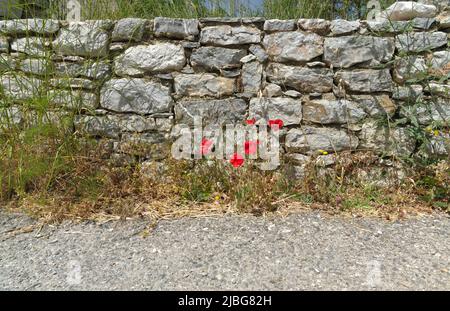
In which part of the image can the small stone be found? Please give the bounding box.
[154,17,199,40]
[264,19,296,32]
[200,25,261,46]
[19,58,49,76]
[286,127,359,154]
[11,37,49,57]
[0,73,42,100]
[100,78,173,115]
[241,61,263,95]
[249,44,269,63]
[249,97,302,126]
[53,21,110,57]
[393,85,424,100]
[50,78,96,90]
[174,73,235,98]
[393,55,428,84]
[0,19,59,35]
[240,54,256,63]
[358,121,416,156]
[112,18,147,42]
[175,98,247,126]
[330,20,360,35]
[303,96,366,124]
[114,43,186,76]
[324,36,395,68]
[190,46,246,71]
[383,1,438,21]
[284,90,302,98]
[297,19,331,35]
[49,90,98,110]
[263,83,282,97]
[396,32,447,53]
[267,63,333,93]
[263,31,323,63]
[335,69,393,93]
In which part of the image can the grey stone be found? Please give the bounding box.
[286,127,359,154]
[263,31,323,63]
[112,18,147,42]
[221,68,241,77]
[74,115,121,139]
[324,36,395,68]
[401,98,450,125]
[241,61,263,95]
[154,17,199,40]
[383,2,438,21]
[53,21,110,57]
[431,50,450,70]
[267,63,333,93]
[0,73,42,100]
[423,132,450,156]
[284,90,302,98]
[438,13,450,29]
[365,20,410,33]
[19,58,49,76]
[175,98,247,126]
[174,73,235,98]
[100,78,173,115]
[83,61,111,80]
[190,46,246,71]
[358,121,416,157]
[396,32,447,53]
[240,54,256,63]
[348,94,397,117]
[412,17,436,29]
[393,85,424,100]
[249,44,268,63]
[263,83,282,97]
[0,19,59,35]
[425,83,450,98]
[393,55,428,84]
[200,25,261,46]
[297,19,330,35]
[114,43,186,76]
[249,97,302,126]
[335,69,393,93]
[11,37,49,57]
[49,90,98,110]
[264,19,296,32]
[303,96,366,124]
[330,20,360,35]
[0,36,8,53]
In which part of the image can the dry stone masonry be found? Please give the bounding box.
[0,1,449,177]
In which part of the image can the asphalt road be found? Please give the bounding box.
[0,211,449,290]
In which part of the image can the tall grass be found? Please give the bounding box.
[1,0,397,20]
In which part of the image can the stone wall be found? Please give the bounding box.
[0,7,449,177]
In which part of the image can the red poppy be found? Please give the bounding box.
[201,138,214,155]
[268,119,284,129]
[244,140,259,155]
[230,153,245,168]
[246,118,256,125]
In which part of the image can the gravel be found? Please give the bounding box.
[0,211,449,290]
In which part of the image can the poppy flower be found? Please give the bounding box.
[201,138,214,155]
[244,140,259,155]
[268,119,284,129]
[246,118,256,125]
[230,153,245,168]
